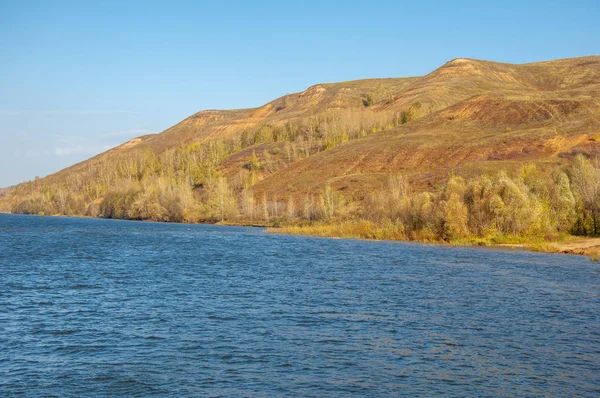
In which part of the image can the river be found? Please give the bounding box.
[1,214,599,396]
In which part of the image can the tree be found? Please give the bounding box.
[497,176,531,236]
[319,185,337,220]
[262,192,269,220]
[570,154,600,235]
[248,150,261,171]
[240,189,255,220]
[551,171,576,232]
[131,190,166,221]
[401,102,422,124]
[444,193,469,240]
[208,176,237,221]
[286,196,296,218]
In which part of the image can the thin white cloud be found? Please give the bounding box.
[50,129,154,142]
[0,110,21,116]
[14,149,36,159]
[50,134,87,143]
[101,128,156,137]
[0,109,138,116]
[51,129,153,157]
[54,146,90,156]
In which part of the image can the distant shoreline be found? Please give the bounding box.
[3,212,599,261]
[266,225,600,261]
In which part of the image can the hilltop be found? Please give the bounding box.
[3,56,600,254]
[0,186,12,201]
[251,57,600,199]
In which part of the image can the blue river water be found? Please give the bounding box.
[0,214,599,397]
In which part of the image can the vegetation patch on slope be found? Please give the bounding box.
[2,56,600,259]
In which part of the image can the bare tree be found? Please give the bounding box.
[570,155,600,235]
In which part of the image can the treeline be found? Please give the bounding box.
[5,106,422,222]
[20,102,600,243]
[279,155,600,242]
[6,124,600,245]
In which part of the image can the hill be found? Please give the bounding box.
[3,56,600,249]
[0,186,12,201]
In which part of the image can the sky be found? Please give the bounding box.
[0,0,598,187]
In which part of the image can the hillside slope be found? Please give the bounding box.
[252,81,600,200]
[3,56,600,241]
[26,56,600,187]
[39,76,419,184]
[92,77,419,156]
[236,56,598,199]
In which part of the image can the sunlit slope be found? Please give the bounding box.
[114,77,419,152]
[376,56,600,111]
[43,76,419,181]
[250,56,600,199]
[5,56,600,209]
[149,56,600,155]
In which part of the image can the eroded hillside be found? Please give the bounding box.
[3,56,600,245]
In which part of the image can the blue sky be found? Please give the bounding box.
[0,0,598,186]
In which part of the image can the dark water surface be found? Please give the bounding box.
[0,214,599,397]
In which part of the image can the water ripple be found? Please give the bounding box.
[0,214,599,397]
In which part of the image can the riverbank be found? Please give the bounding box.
[4,212,597,396]
[551,237,600,259]
[4,212,599,261]
[267,223,600,262]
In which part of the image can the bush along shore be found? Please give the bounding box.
[268,155,600,261]
[2,108,600,262]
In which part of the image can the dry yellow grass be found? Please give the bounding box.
[4,56,600,248]
[251,57,600,199]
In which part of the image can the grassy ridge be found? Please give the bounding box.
[2,56,600,262]
[269,223,600,261]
